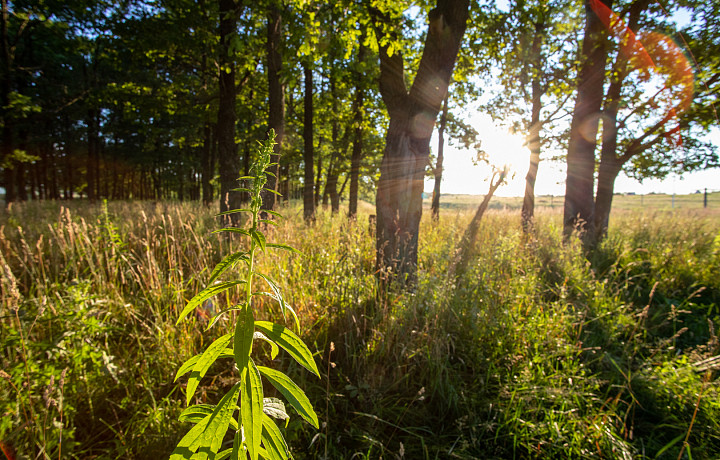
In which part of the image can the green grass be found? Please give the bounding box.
[1,198,719,459]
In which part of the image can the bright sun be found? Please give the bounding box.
[425,113,569,197]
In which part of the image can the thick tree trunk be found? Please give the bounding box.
[521,72,542,232]
[593,0,647,244]
[261,4,285,212]
[373,0,469,286]
[217,0,242,222]
[431,94,448,221]
[348,40,366,219]
[563,0,612,240]
[303,61,315,222]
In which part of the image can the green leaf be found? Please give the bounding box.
[179,405,240,431]
[263,397,288,421]
[234,305,254,372]
[254,274,300,331]
[265,243,302,255]
[216,448,233,460]
[206,306,243,331]
[254,331,279,360]
[208,252,249,284]
[241,360,264,460]
[186,333,233,405]
[212,228,251,237]
[216,208,253,217]
[179,404,213,424]
[175,348,234,382]
[262,210,283,219]
[197,381,241,459]
[177,281,246,324]
[255,322,319,377]
[259,219,278,227]
[261,414,291,460]
[251,229,267,251]
[175,354,200,382]
[258,366,319,429]
[169,413,211,460]
[655,433,685,458]
[230,187,253,193]
[262,187,282,196]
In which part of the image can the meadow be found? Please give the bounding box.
[1,196,719,459]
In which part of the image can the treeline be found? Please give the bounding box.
[0,0,388,208]
[2,0,719,258]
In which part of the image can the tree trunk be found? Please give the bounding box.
[86,109,98,201]
[431,93,448,221]
[261,4,285,213]
[217,0,242,222]
[202,123,213,206]
[1,0,14,206]
[593,0,647,244]
[563,0,612,240]
[348,40,366,219]
[373,0,470,286]
[521,66,542,232]
[303,61,315,222]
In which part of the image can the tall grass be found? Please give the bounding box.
[1,200,719,459]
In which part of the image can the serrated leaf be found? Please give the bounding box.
[179,404,214,424]
[254,274,300,331]
[255,321,319,377]
[208,252,249,284]
[265,243,302,255]
[206,305,243,331]
[177,281,246,324]
[262,187,281,195]
[186,333,233,405]
[263,210,283,219]
[263,397,288,421]
[258,366,319,429]
[195,381,241,459]
[169,413,211,460]
[175,354,201,382]
[216,208,253,217]
[234,305,254,372]
[251,229,267,251]
[241,360,264,460]
[212,228,251,237]
[254,331,279,360]
[261,414,290,460]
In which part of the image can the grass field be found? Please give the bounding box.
[1,196,719,459]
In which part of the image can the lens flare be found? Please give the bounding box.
[589,0,694,148]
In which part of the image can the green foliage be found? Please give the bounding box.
[171,132,319,460]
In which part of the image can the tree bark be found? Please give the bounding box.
[563,0,612,240]
[261,4,285,213]
[593,0,648,243]
[1,0,14,206]
[202,123,213,206]
[521,68,543,232]
[217,0,242,222]
[431,94,448,221]
[348,38,366,219]
[372,0,470,286]
[303,61,315,222]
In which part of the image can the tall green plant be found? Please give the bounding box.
[171,131,319,460]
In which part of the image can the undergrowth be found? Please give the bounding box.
[1,201,719,459]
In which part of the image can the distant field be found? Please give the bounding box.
[427,191,720,212]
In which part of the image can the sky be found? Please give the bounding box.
[423,113,720,197]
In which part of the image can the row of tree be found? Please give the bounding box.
[1,0,719,284]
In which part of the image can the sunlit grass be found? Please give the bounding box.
[1,199,719,459]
